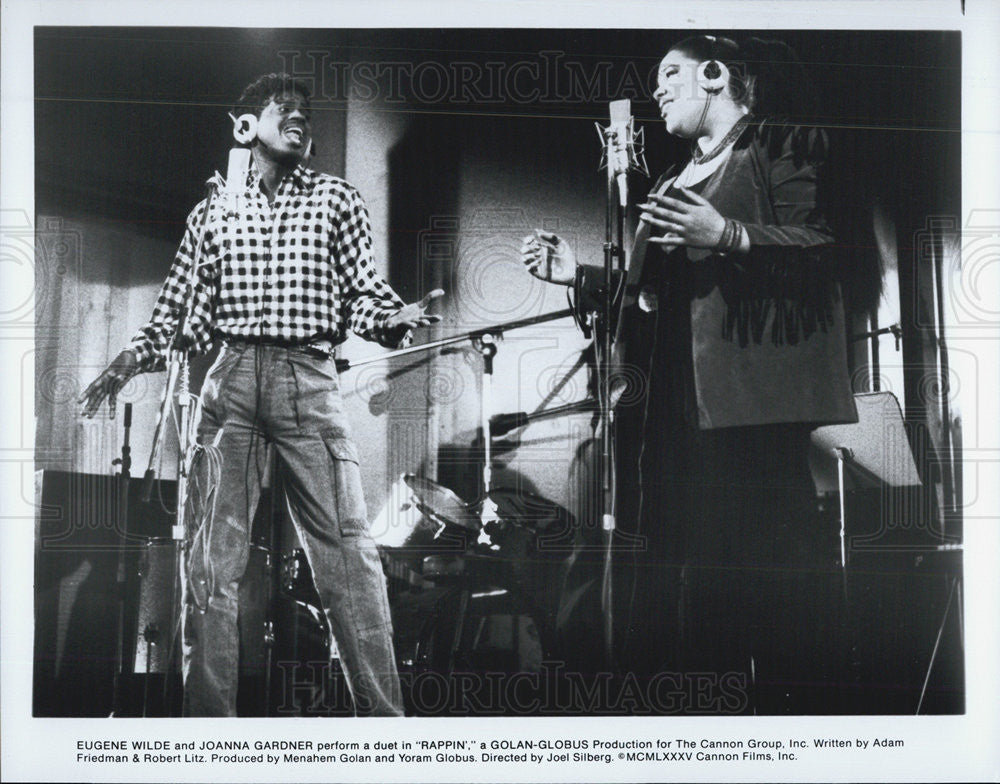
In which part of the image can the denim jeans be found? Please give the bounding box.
[183,342,403,716]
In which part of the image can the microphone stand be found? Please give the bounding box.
[139,178,219,712]
[110,403,132,716]
[593,101,645,669]
[336,309,575,524]
[475,334,500,527]
[598,142,627,668]
[334,308,573,374]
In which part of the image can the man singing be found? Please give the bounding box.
[79,73,441,716]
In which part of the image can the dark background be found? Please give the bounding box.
[36,28,960,242]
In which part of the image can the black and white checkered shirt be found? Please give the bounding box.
[128,164,407,371]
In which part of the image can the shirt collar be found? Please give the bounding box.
[246,162,311,196]
[287,164,310,191]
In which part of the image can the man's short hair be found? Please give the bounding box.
[232,73,312,118]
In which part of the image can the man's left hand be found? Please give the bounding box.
[639,187,727,249]
[386,289,445,334]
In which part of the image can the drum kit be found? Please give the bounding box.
[276,472,581,716]
[336,305,593,713]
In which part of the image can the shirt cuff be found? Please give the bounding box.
[375,307,413,349]
[126,336,161,372]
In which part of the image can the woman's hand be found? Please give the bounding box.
[520,230,576,286]
[639,187,727,250]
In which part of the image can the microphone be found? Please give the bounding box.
[490,411,530,437]
[608,99,632,207]
[220,112,256,196]
[140,468,156,504]
[490,400,598,437]
[222,147,252,196]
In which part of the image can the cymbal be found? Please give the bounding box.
[403,474,480,531]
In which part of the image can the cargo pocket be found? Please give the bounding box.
[323,434,369,538]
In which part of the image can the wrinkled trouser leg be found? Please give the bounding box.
[275,432,402,716]
[273,348,402,716]
[183,355,267,717]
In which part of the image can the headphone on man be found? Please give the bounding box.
[688,37,736,141]
[228,111,316,158]
[230,112,258,144]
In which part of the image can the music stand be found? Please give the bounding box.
[809,391,923,568]
[810,391,961,713]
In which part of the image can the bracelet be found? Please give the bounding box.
[715,219,743,255]
[729,221,746,253]
[726,220,741,253]
[715,220,734,253]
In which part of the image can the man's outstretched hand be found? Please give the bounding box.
[385,289,445,339]
[78,349,139,419]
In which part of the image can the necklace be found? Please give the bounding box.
[690,114,752,166]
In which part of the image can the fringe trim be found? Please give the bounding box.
[720,247,839,348]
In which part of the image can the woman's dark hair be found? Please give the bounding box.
[232,72,312,119]
[668,35,819,121]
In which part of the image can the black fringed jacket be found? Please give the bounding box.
[584,120,858,430]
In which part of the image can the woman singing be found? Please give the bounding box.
[522,36,861,713]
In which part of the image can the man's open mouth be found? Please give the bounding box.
[283,125,305,144]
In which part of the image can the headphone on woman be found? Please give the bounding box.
[697,58,730,95]
[694,34,734,96]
